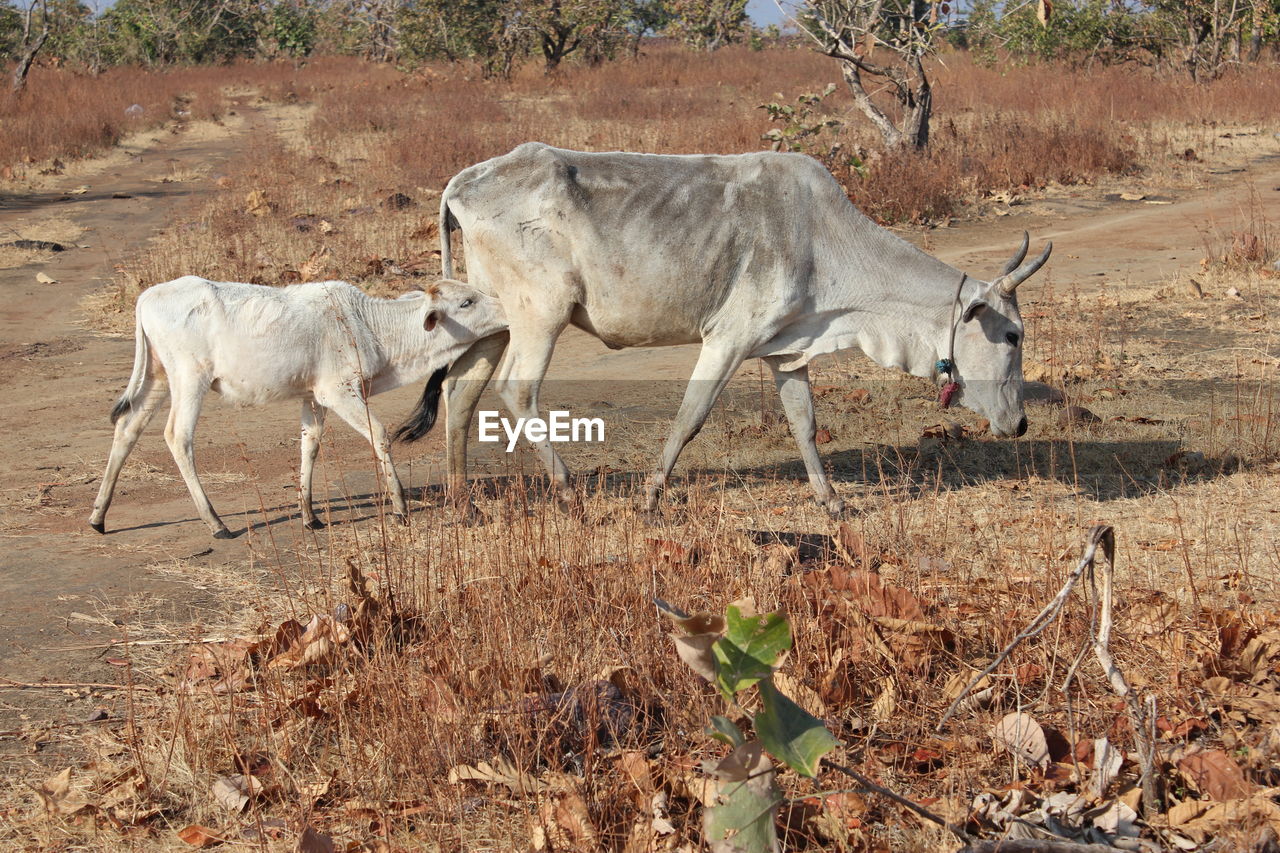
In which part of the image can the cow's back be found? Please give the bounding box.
[445,144,831,346]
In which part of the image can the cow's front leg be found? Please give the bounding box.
[645,341,747,513]
[765,357,844,517]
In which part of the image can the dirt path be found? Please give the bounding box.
[0,113,1276,734]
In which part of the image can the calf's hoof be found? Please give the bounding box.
[212,527,235,540]
[304,518,326,531]
[89,520,105,534]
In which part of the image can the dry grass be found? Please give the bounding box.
[9,44,1280,851]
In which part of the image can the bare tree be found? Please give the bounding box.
[11,0,51,93]
[796,0,943,150]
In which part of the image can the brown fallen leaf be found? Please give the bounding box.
[1177,748,1252,801]
[448,756,549,795]
[296,825,335,853]
[267,614,352,671]
[533,790,599,852]
[177,824,224,848]
[31,767,94,816]
[815,427,833,444]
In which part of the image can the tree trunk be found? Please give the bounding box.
[11,27,50,93]
[839,60,904,149]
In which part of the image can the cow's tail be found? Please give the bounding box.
[394,365,448,443]
[439,189,457,280]
[110,313,151,424]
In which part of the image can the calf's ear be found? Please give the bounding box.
[424,309,440,331]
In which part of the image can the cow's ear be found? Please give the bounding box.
[962,299,987,323]
[424,309,440,331]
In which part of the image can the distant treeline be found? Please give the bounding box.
[2,0,1275,84]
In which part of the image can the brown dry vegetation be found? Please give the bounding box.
[7,44,1280,852]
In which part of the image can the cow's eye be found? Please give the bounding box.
[460,298,474,308]
[1006,332,1020,347]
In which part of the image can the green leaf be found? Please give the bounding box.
[755,680,840,779]
[708,716,746,748]
[703,742,781,853]
[712,602,791,700]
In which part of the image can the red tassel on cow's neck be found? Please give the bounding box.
[939,381,959,408]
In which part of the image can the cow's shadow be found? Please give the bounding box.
[451,436,1229,508]
[725,436,1210,503]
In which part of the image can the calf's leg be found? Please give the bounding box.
[299,399,327,529]
[764,357,843,516]
[323,393,408,521]
[162,378,231,538]
[88,378,168,533]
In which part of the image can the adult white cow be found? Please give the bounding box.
[433,143,1050,515]
[89,276,505,538]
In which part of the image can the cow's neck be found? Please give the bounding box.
[820,216,966,380]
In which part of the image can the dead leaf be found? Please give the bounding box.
[244,189,272,217]
[296,825,335,853]
[267,613,352,671]
[1177,749,1252,801]
[1119,191,1146,201]
[533,790,599,851]
[69,184,89,194]
[177,824,224,847]
[298,247,331,281]
[992,712,1050,769]
[815,428,833,444]
[211,774,260,812]
[1090,737,1124,797]
[31,767,93,816]
[448,757,548,795]
[35,272,58,284]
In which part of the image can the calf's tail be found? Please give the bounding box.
[110,314,151,424]
[394,365,448,443]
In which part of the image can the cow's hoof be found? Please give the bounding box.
[212,527,235,540]
[304,518,326,531]
[555,492,585,519]
[823,498,849,520]
[638,508,665,527]
[392,512,410,527]
[90,520,105,534]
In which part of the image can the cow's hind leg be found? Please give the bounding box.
[764,357,843,516]
[445,333,508,515]
[494,322,573,506]
[88,378,168,533]
[299,399,327,529]
[322,393,408,522]
[645,341,748,513]
[162,378,231,538]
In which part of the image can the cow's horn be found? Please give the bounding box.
[1001,231,1030,276]
[998,241,1052,297]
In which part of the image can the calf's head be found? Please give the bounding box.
[949,233,1051,438]
[414,279,507,353]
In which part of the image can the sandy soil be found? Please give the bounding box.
[0,108,1277,738]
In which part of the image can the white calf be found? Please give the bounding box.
[89,276,505,538]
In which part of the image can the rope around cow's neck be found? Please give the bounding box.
[936,272,967,408]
